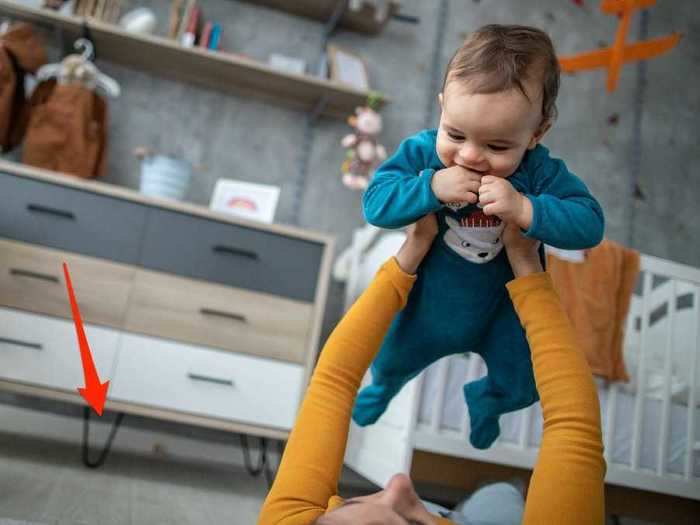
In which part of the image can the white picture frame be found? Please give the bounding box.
[327,44,370,90]
[209,178,280,224]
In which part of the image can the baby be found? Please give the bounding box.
[352,24,605,449]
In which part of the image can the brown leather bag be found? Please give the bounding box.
[23,79,108,179]
[0,23,47,151]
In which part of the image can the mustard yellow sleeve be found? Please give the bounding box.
[257,257,417,525]
[508,273,606,525]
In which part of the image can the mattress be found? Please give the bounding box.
[417,353,700,477]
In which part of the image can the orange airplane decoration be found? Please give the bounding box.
[559,0,681,92]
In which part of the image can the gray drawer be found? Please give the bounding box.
[140,208,323,302]
[0,172,148,265]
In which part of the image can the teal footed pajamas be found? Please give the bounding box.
[352,129,605,449]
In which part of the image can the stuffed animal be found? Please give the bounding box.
[341,105,387,190]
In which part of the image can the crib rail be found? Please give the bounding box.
[413,254,700,499]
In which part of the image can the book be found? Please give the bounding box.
[83,0,95,16]
[181,4,200,47]
[208,23,221,50]
[199,21,213,49]
[94,0,106,20]
[177,0,196,42]
[167,0,183,39]
[107,0,122,23]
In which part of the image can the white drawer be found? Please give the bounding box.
[0,307,120,392]
[110,333,304,430]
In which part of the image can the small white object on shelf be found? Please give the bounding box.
[210,178,280,224]
[327,44,369,90]
[268,53,307,75]
[119,7,157,35]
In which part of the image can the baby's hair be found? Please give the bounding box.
[443,24,561,123]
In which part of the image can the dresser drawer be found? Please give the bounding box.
[0,307,120,391]
[111,333,304,430]
[139,207,323,302]
[0,172,148,265]
[0,239,134,328]
[124,269,312,364]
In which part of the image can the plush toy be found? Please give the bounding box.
[341,103,387,190]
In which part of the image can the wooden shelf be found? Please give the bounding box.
[240,0,400,35]
[0,1,388,118]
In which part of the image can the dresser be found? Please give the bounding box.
[0,160,333,440]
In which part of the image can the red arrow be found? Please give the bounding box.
[63,262,109,416]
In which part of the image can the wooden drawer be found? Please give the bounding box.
[124,269,312,364]
[0,307,120,391]
[111,333,304,430]
[0,239,134,328]
[139,207,323,302]
[0,171,148,265]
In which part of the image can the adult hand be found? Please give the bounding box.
[396,214,438,275]
[502,222,543,278]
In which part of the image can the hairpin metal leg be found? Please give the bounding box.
[263,439,285,488]
[240,434,285,489]
[240,433,267,477]
[81,406,124,469]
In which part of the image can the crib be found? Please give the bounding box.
[337,225,700,519]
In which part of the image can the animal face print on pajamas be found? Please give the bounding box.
[443,207,505,264]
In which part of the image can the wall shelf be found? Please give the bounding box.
[240,0,400,35]
[0,1,388,118]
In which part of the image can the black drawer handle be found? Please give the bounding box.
[0,336,43,350]
[187,372,234,387]
[10,268,60,283]
[27,204,75,220]
[199,308,247,323]
[212,244,258,260]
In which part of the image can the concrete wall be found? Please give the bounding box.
[1,0,697,471]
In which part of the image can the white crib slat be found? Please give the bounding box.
[519,406,532,449]
[604,382,618,462]
[686,287,699,479]
[467,353,481,381]
[631,271,652,471]
[462,355,482,438]
[430,358,449,434]
[657,280,676,476]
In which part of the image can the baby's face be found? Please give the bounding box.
[436,77,547,179]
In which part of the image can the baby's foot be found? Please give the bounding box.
[469,416,500,449]
[352,382,400,426]
[463,380,502,449]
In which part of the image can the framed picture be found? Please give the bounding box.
[209,178,281,224]
[327,44,370,90]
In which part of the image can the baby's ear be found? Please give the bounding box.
[528,119,552,149]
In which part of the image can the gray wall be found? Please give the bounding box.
[5,0,700,334]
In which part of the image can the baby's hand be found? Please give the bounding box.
[431,165,481,204]
[478,176,533,229]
